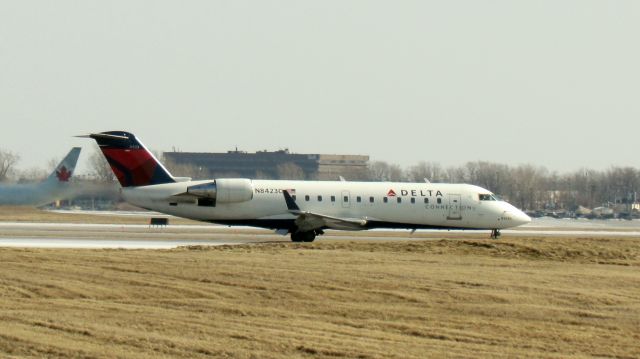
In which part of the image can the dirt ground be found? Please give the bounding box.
[0,233,639,358]
[0,206,199,225]
[0,207,639,358]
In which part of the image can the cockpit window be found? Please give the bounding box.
[479,194,498,201]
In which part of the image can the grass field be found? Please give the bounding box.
[0,206,199,225]
[1,235,639,358]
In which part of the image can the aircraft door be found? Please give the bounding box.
[447,194,462,220]
[341,190,350,208]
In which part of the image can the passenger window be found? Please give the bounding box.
[437,198,442,204]
[343,196,349,202]
[305,195,310,201]
[397,197,402,204]
[357,196,362,203]
[424,198,429,204]
[369,197,374,203]
[331,196,336,202]
[317,195,322,202]
[411,198,415,204]
[383,197,388,203]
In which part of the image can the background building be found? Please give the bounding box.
[163,149,370,181]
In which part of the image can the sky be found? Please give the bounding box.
[1,1,639,175]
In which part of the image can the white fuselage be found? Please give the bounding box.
[122,179,531,231]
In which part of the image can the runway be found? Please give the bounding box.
[0,219,638,249]
[0,222,280,248]
[0,238,240,249]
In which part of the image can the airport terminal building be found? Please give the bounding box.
[163,149,370,181]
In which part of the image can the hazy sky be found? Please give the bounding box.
[1,1,639,174]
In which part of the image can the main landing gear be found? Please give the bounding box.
[490,229,501,240]
[291,231,315,242]
[290,229,324,242]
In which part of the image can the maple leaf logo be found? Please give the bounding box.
[56,166,72,182]
[387,189,397,197]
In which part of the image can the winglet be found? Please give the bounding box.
[283,190,300,211]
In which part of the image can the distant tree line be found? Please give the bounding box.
[163,156,639,211]
[368,160,640,212]
[3,146,638,212]
[0,148,20,182]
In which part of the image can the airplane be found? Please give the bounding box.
[86,131,531,241]
[0,147,81,206]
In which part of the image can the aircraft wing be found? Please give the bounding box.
[293,211,368,232]
[283,190,367,232]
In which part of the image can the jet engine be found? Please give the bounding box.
[187,178,253,204]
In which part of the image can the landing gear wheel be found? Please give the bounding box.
[290,231,316,243]
[490,229,501,240]
[291,232,303,242]
[301,231,316,242]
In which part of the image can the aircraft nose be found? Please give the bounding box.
[512,210,532,226]
[499,201,531,227]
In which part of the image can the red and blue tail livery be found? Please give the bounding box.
[90,131,175,187]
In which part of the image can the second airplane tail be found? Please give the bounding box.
[46,147,81,183]
[89,131,175,187]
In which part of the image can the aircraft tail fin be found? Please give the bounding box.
[87,131,175,187]
[47,147,82,183]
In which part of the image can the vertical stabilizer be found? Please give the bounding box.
[46,147,81,183]
[89,131,175,187]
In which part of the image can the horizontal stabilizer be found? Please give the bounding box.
[76,133,129,141]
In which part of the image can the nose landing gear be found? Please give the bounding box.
[490,229,501,239]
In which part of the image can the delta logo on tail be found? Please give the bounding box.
[85,132,175,187]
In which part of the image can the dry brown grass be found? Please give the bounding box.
[0,236,639,358]
[0,206,199,225]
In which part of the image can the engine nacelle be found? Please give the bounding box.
[216,178,253,203]
[186,182,216,198]
[187,178,253,204]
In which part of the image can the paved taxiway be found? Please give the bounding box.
[0,238,241,249]
[0,222,277,248]
[0,220,639,249]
